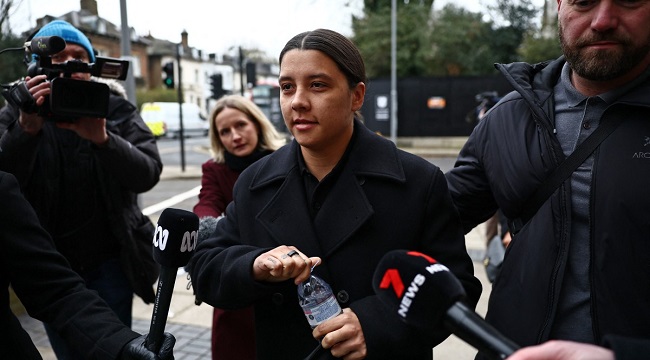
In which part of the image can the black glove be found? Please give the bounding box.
[121,333,175,360]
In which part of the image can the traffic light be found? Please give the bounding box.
[210,73,223,99]
[246,62,256,87]
[162,62,175,89]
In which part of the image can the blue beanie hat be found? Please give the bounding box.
[33,20,95,62]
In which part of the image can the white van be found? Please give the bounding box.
[140,102,209,138]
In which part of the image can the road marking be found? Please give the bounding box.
[142,185,201,216]
[157,145,210,155]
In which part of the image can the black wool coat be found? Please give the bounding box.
[189,121,481,360]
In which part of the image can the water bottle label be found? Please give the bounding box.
[302,295,342,328]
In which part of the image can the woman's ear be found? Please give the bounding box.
[351,82,366,111]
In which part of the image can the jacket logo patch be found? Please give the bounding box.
[632,137,650,158]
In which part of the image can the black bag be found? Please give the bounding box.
[120,214,159,304]
[483,235,505,283]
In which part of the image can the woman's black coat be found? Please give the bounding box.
[189,121,481,360]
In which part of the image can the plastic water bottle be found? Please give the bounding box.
[298,274,342,328]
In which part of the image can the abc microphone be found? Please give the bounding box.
[145,208,199,353]
[372,250,519,360]
[25,36,67,56]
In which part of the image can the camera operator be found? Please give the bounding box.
[0,20,162,360]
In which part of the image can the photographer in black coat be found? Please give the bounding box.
[0,170,175,359]
[0,20,162,359]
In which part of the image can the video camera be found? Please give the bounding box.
[1,36,130,122]
[474,91,499,103]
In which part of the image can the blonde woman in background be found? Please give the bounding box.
[193,94,285,360]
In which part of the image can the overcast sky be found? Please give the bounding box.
[9,0,547,59]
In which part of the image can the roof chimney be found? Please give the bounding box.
[80,0,98,15]
[181,30,189,49]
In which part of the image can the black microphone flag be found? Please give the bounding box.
[373,250,466,333]
[146,208,199,353]
[373,249,519,360]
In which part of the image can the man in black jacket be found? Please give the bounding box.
[0,20,162,359]
[446,1,650,359]
[0,170,174,359]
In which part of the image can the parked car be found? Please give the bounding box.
[141,102,209,138]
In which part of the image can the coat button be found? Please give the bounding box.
[336,290,350,304]
[272,293,284,305]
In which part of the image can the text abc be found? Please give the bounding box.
[152,226,197,252]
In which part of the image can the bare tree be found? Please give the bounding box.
[0,0,15,38]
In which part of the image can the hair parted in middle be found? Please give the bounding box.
[279,28,367,89]
[279,28,367,120]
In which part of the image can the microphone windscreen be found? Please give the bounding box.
[30,36,66,56]
[197,215,222,243]
[372,250,467,333]
[153,208,199,268]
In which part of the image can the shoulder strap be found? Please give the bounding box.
[509,117,622,235]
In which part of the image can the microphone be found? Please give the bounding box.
[372,250,519,360]
[145,208,199,353]
[25,36,67,56]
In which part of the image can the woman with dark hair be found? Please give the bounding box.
[188,29,480,360]
[194,94,285,360]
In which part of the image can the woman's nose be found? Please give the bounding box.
[292,89,310,111]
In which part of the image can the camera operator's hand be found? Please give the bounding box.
[18,75,50,136]
[56,117,110,147]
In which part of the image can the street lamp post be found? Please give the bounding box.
[119,0,136,103]
[390,0,398,144]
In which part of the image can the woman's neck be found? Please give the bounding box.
[301,128,353,181]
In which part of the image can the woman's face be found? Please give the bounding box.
[278,49,365,153]
[215,107,260,157]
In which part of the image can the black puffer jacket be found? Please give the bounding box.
[446,57,650,349]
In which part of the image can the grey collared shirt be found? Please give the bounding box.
[549,62,650,342]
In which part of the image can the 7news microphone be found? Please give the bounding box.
[145,208,199,353]
[24,36,67,56]
[372,250,519,360]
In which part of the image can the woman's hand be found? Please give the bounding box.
[252,245,320,284]
[314,308,367,360]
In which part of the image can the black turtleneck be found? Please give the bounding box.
[223,148,273,172]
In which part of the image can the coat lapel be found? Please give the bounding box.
[253,145,324,258]
[252,121,406,259]
[312,166,374,257]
